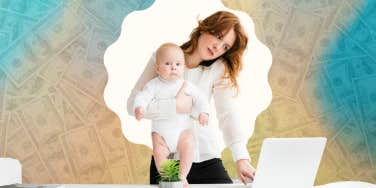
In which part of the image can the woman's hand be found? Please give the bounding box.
[236,159,256,185]
[176,82,193,113]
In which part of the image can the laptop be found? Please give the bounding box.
[251,137,327,188]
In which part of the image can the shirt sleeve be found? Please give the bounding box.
[126,53,177,120]
[133,80,156,112]
[212,61,251,162]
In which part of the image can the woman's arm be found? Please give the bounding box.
[212,61,255,184]
[212,62,251,162]
[126,53,177,119]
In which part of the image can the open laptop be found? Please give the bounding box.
[250,137,327,188]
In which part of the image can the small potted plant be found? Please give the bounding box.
[158,159,183,188]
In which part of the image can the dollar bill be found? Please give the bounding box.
[86,27,114,64]
[17,95,64,146]
[298,121,328,137]
[295,0,330,11]
[60,126,106,183]
[312,3,340,32]
[0,9,36,44]
[333,1,357,31]
[354,75,376,128]
[6,75,51,98]
[0,70,6,121]
[5,121,35,161]
[82,0,145,31]
[278,8,324,57]
[38,29,90,85]
[349,55,376,78]
[39,137,76,183]
[340,4,375,46]
[299,65,340,118]
[316,149,341,183]
[311,30,341,62]
[257,0,291,14]
[354,75,376,167]
[269,48,309,98]
[35,0,62,8]
[253,109,275,140]
[123,140,151,183]
[340,120,373,169]
[354,168,376,182]
[0,31,11,54]
[0,6,87,87]
[0,113,8,156]
[6,112,22,139]
[267,96,310,133]
[222,0,251,13]
[327,138,355,178]
[4,75,53,116]
[99,168,113,184]
[49,91,85,131]
[57,79,97,121]
[333,2,375,64]
[62,55,107,100]
[1,0,53,18]
[22,152,54,183]
[324,59,354,101]
[5,96,36,113]
[109,165,134,183]
[94,107,128,167]
[261,10,288,51]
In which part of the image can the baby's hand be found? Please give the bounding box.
[135,107,144,121]
[198,113,209,126]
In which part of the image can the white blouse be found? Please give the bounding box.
[127,53,251,162]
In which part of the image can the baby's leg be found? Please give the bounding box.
[177,129,194,186]
[152,132,170,172]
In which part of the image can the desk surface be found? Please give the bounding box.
[66,184,250,188]
[10,181,376,188]
[6,184,251,188]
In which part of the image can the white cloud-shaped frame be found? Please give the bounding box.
[103,0,273,150]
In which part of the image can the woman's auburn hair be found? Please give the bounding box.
[181,11,248,91]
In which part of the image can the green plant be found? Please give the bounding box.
[159,159,180,182]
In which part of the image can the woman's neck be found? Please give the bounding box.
[184,50,201,69]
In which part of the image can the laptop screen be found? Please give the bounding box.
[252,137,327,188]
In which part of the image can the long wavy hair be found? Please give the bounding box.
[181,11,248,91]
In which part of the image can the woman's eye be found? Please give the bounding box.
[216,34,222,40]
[223,45,230,51]
[165,62,170,65]
[176,63,181,66]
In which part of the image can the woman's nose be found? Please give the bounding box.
[213,43,218,50]
[213,42,222,52]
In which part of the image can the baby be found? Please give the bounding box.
[133,43,210,186]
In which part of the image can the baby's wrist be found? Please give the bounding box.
[200,112,209,116]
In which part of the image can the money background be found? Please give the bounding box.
[0,0,374,185]
[222,0,376,184]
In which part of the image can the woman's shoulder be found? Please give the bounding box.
[206,58,226,77]
[149,51,157,63]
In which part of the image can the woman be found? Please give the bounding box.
[127,11,256,184]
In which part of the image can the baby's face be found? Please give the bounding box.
[156,48,185,81]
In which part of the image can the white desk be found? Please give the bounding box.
[62,184,249,188]
[10,181,376,188]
